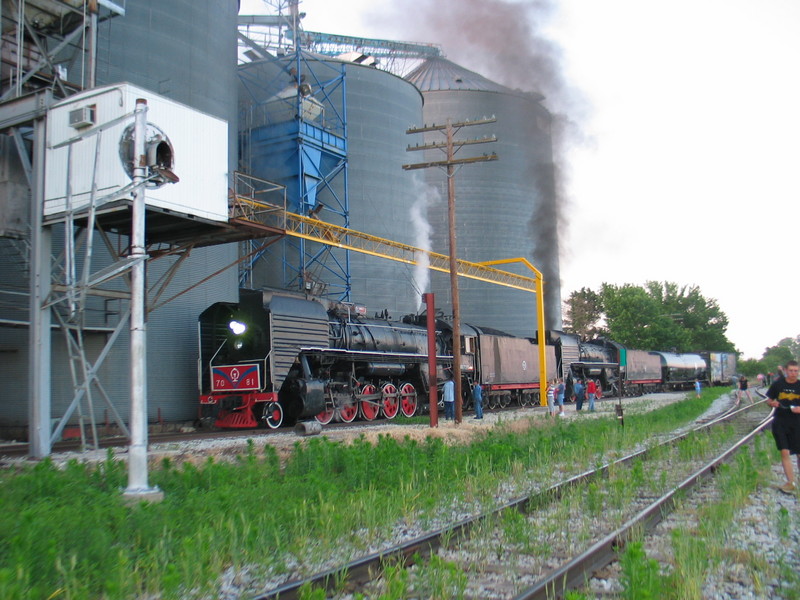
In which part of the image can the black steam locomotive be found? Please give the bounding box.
[198,289,736,429]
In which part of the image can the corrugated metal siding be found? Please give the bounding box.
[478,334,555,384]
[559,338,581,380]
[0,327,28,428]
[94,0,239,167]
[44,84,229,222]
[407,58,562,334]
[268,296,328,389]
[145,245,239,422]
[239,56,425,315]
[0,2,241,432]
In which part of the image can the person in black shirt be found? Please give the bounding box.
[737,375,753,404]
[765,360,800,494]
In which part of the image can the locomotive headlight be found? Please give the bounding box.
[234,340,244,350]
[228,320,247,335]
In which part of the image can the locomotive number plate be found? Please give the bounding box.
[211,364,261,392]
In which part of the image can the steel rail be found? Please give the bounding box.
[251,400,768,600]
[0,413,468,459]
[513,408,774,600]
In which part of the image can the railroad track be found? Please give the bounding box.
[254,399,772,599]
[0,397,563,459]
[1,388,757,461]
[0,411,449,459]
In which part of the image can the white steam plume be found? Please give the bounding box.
[409,174,441,311]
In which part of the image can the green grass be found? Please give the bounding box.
[615,433,779,600]
[0,392,718,600]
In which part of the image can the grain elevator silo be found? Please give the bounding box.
[238,50,424,315]
[0,1,241,445]
[405,56,563,335]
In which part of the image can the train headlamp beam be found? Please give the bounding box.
[229,320,247,335]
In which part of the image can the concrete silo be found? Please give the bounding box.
[238,51,424,316]
[405,56,563,335]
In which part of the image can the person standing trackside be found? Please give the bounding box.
[738,375,753,404]
[443,375,455,421]
[695,378,702,399]
[556,378,566,417]
[472,382,483,420]
[574,379,585,411]
[586,378,597,412]
[765,360,800,494]
[546,380,555,416]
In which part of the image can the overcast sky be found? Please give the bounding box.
[241,0,800,360]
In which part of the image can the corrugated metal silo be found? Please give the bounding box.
[0,2,241,434]
[405,57,563,335]
[93,1,241,423]
[94,0,239,162]
[238,52,424,316]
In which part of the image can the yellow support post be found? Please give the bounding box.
[477,258,548,407]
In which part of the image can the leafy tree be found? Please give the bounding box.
[600,283,689,350]
[761,338,797,374]
[562,287,603,339]
[739,337,798,377]
[737,358,763,377]
[564,281,735,352]
[643,281,734,352]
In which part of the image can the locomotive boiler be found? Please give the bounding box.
[199,288,447,428]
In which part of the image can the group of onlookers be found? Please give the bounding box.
[446,375,604,422]
[546,377,601,415]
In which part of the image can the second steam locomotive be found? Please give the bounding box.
[198,289,736,429]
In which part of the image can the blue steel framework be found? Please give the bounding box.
[238,49,351,301]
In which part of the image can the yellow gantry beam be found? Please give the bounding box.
[238,198,549,404]
[283,211,539,292]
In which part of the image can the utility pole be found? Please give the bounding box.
[404,116,497,423]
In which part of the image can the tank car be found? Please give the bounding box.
[199,289,446,429]
[650,351,707,390]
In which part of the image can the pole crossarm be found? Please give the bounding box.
[406,116,496,134]
[402,153,498,170]
[406,136,497,152]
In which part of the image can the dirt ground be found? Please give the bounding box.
[1,392,704,470]
[148,392,696,467]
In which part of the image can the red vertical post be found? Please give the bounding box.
[424,293,438,428]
